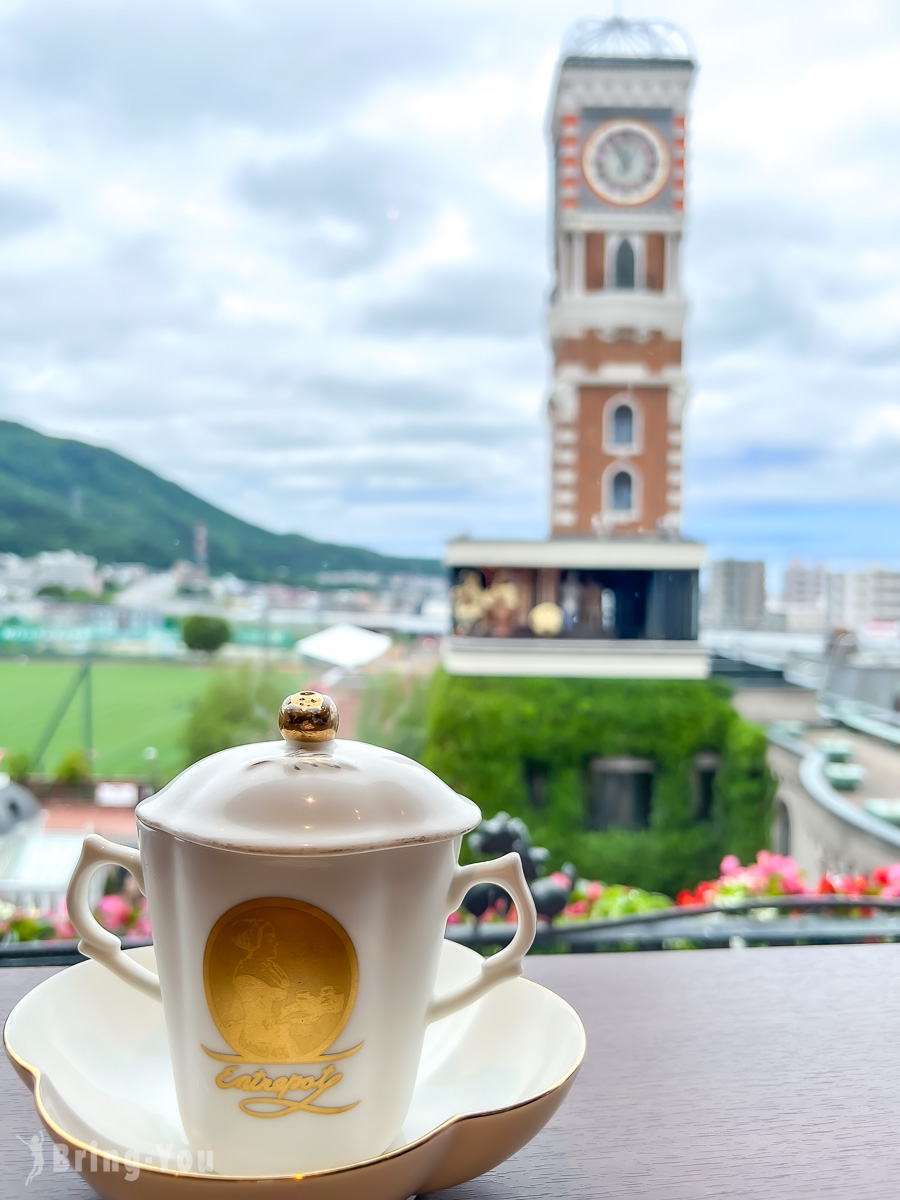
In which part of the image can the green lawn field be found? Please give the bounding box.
[0,660,300,783]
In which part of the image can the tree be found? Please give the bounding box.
[182,615,231,654]
[4,752,32,783]
[54,748,92,786]
[356,674,431,762]
[181,668,287,765]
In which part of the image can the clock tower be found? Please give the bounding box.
[547,18,695,538]
[441,17,707,680]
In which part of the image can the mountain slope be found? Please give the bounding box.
[0,421,439,579]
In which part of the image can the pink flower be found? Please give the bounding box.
[564,900,588,917]
[446,910,461,925]
[550,871,571,887]
[133,914,152,938]
[720,855,740,875]
[888,864,900,887]
[585,881,603,902]
[96,894,132,932]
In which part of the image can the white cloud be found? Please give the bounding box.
[0,0,897,563]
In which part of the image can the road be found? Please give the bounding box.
[733,688,900,808]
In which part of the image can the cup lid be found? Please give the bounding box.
[135,690,481,855]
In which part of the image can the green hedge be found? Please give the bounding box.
[422,671,774,895]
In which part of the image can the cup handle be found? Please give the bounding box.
[426,852,537,1024]
[65,834,162,1001]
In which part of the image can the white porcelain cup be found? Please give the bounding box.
[66,827,536,1176]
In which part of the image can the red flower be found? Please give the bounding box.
[817,876,836,895]
[873,867,890,886]
[676,889,696,906]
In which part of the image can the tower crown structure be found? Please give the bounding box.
[548,17,695,538]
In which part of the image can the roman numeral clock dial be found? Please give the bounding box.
[582,119,670,206]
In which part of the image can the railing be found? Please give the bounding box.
[5,898,900,965]
[447,895,900,952]
[0,935,150,968]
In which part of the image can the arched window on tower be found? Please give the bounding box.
[612,404,633,446]
[615,239,635,289]
[612,470,633,511]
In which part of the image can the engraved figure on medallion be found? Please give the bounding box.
[203,898,360,1066]
[227,918,343,1060]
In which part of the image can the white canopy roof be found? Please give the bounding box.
[295,623,392,670]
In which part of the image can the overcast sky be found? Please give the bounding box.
[0,0,897,571]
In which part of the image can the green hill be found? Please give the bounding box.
[0,421,439,580]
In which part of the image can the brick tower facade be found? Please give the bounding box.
[547,23,695,538]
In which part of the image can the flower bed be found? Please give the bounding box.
[451,853,900,927]
[0,892,150,944]
[675,852,900,907]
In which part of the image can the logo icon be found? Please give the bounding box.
[16,1133,44,1186]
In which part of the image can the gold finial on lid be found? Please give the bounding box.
[279,691,339,743]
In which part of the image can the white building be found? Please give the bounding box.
[704,559,766,631]
[829,567,900,632]
[762,558,830,634]
[99,563,148,590]
[783,559,829,605]
[33,551,101,595]
[0,555,33,599]
[0,550,101,600]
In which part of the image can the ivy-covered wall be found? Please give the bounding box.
[422,670,775,896]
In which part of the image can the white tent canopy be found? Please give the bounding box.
[295,624,392,670]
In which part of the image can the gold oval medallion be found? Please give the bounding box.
[203,897,359,1066]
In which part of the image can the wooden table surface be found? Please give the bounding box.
[3,943,899,1198]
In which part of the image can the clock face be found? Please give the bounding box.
[581,119,670,207]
